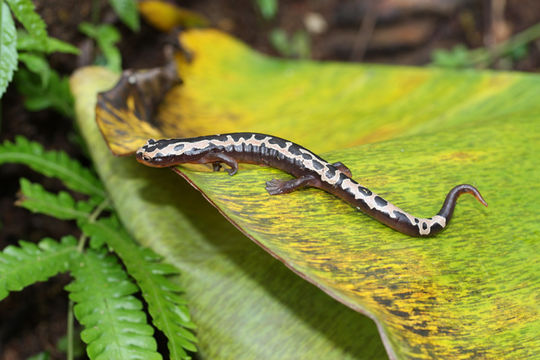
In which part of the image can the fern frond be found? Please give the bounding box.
[0,136,105,199]
[109,0,140,31]
[0,236,78,301]
[17,178,95,221]
[5,0,47,43]
[0,1,18,98]
[82,217,197,359]
[66,250,162,360]
[17,29,80,54]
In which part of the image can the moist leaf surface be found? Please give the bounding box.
[84,29,539,359]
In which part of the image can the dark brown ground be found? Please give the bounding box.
[1,0,539,359]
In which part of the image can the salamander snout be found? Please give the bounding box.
[135,142,171,167]
[135,143,153,163]
[135,149,151,162]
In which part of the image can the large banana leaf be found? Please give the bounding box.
[73,69,387,359]
[74,29,540,359]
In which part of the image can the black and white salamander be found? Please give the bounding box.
[136,132,487,237]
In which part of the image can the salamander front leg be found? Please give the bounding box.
[331,162,352,177]
[200,153,239,175]
[212,162,222,172]
[265,175,317,195]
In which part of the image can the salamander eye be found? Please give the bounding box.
[142,155,151,161]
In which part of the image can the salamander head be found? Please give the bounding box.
[136,138,182,167]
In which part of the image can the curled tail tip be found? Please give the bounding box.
[439,184,487,220]
[457,184,487,207]
[477,195,488,207]
[467,185,487,207]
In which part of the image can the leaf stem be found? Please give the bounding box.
[77,198,110,252]
[91,0,101,24]
[469,22,540,66]
[67,299,74,360]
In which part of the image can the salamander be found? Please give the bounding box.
[136,132,487,236]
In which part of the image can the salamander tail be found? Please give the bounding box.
[437,184,487,224]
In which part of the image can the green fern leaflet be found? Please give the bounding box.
[0,136,106,199]
[17,178,96,221]
[66,250,162,360]
[0,236,78,300]
[82,217,197,359]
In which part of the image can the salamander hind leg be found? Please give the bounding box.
[331,162,352,177]
[265,175,317,195]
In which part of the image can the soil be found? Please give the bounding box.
[1,0,539,358]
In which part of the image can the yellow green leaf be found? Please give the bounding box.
[73,66,387,359]
[138,0,209,32]
[88,29,539,359]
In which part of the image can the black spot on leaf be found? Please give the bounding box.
[389,309,410,318]
[404,325,430,337]
[373,296,393,307]
[395,291,413,299]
